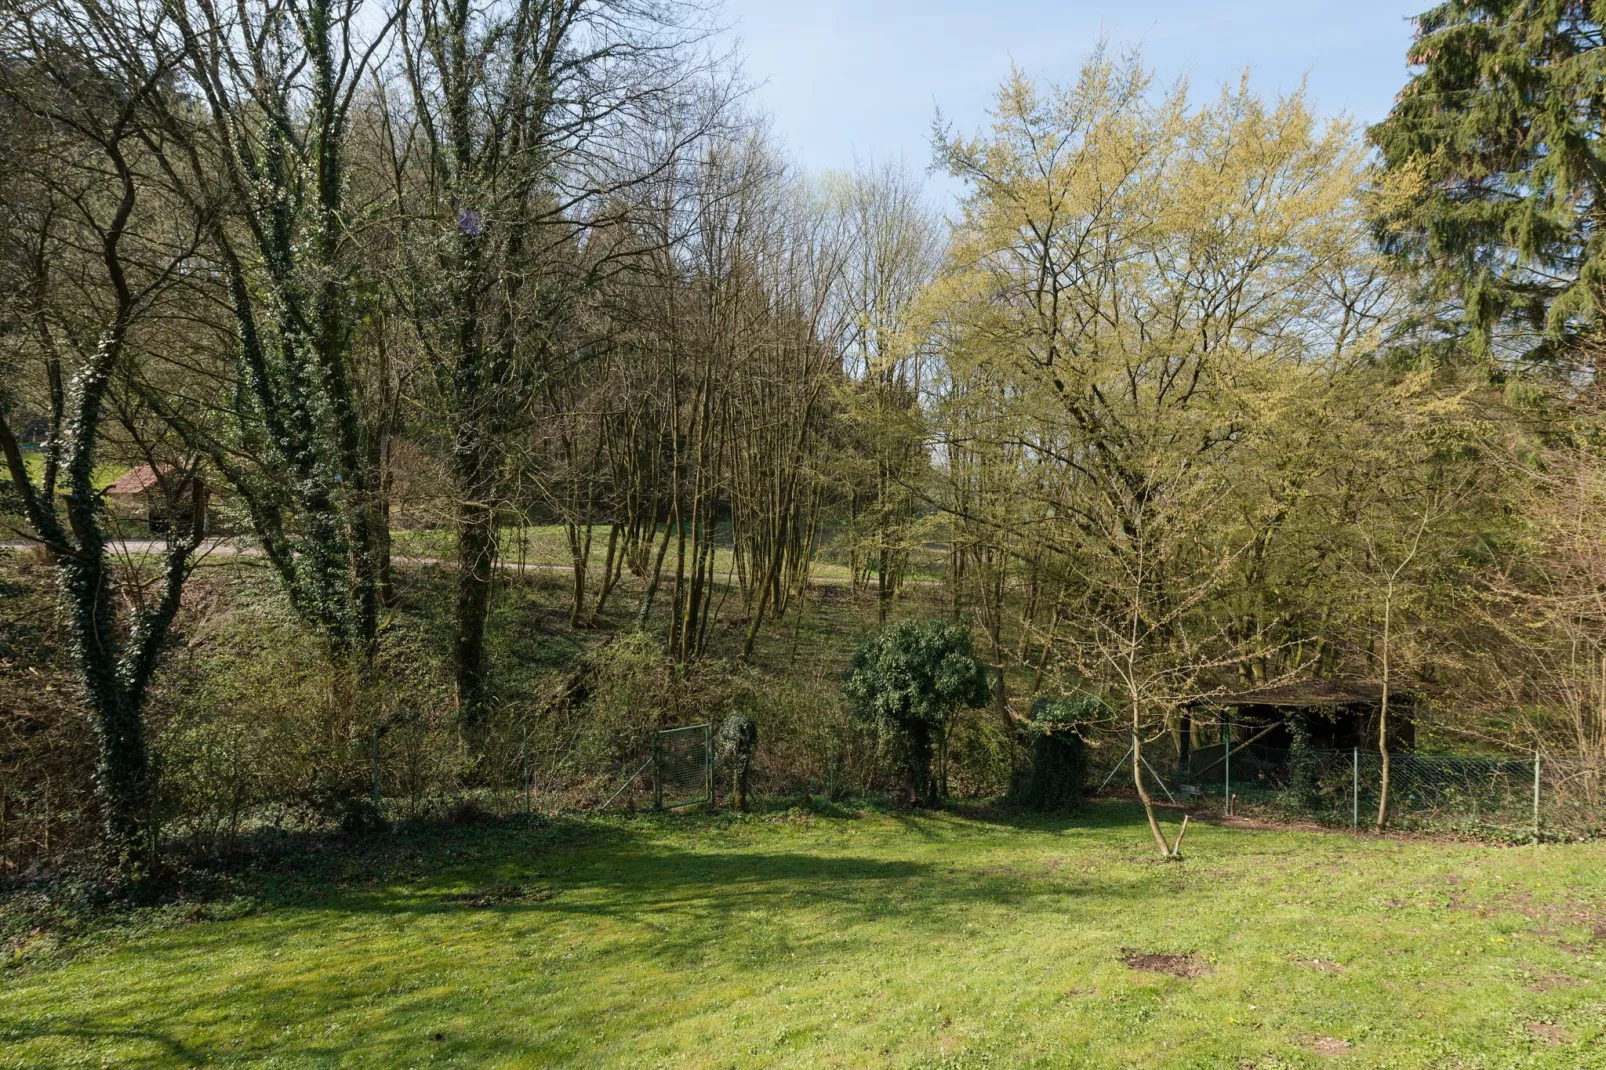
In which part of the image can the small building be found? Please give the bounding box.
[104,465,209,535]
[1178,678,1414,776]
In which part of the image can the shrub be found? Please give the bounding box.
[1288,710,1321,811]
[842,619,991,807]
[1012,695,1096,813]
[577,631,676,769]
[716,712,759,811]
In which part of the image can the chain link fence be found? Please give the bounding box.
[1089,741,1606,837]
[0,721,725,877]
[9,728,1605,875]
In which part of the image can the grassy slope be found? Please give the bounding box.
[387,523,951,585]
[15,453,128,489]
[2,804,1603,1068]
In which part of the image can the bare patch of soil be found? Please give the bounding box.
[1526,1021,1567,1045]
[1302,1035,1352,1057]
[1526,973,1583,993]
[1298,957,1343,973]
[439,885,551,908]
[1119,949,1210,978]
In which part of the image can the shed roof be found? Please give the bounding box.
[104,465,160,497]
[103,465,206,498]
[1188,678,1407,709]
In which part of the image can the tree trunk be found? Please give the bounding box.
[1177,709,1192,773]
[1132,720,1172,856]
[454,444,497,726]
[591,522,623,619]
[76,563,152,859]
[375,425,395,606]
[909,721,935,807]
[1375,592,1393,833]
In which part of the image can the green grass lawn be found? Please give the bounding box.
[16,451,128,490]
[391,524,864,583]
[3,803,1604,1068]
[385,524,953,585]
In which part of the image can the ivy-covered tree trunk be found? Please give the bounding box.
[845,620,991,810]
[393,0,596,724]
[1015,732,1087,812]
[164,0,382,660]
[916,721,937,806]
[454,428,498,725]
[1,406,179,862]
[1289,710,1321,810]
[717,712,759,812]
[0,43,204,864]
[0,323,195,866]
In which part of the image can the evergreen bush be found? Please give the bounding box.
[1012,695,1096,813]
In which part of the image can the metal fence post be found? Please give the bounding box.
[1223,722,1231,816]
[1353,746,1359,829]
[705,724,714,806]
[653,730,664,811]
[522,726,531,815]
[1533,748,1541,836]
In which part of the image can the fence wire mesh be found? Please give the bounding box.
[1086,742,1606,836]
[654,724,712,808]
[9,726,1605,874]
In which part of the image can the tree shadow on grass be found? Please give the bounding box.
[0,803,1220,1068]
[0,1022,209,1066]
[258,809,1184,968]
[0,1015,576,1069]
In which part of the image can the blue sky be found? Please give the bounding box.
[717,1,1424,201]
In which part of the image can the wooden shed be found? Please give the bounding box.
[1178,678,1414,774]
[104,465,209,535]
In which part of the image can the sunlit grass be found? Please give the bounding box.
[386,524,927,584]
[2,802,1603,1067]
[16,451,128,490]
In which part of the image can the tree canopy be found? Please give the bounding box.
[1370,1,1606,370]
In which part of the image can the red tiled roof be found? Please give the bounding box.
[104,465,160,496]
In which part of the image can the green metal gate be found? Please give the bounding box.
[653,723,713,808]
[601,723,713,810]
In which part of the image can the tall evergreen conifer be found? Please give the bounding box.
[1371,2,1606,371]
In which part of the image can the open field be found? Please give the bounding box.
[2,803,1603,1068]
[386,525,949,586]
